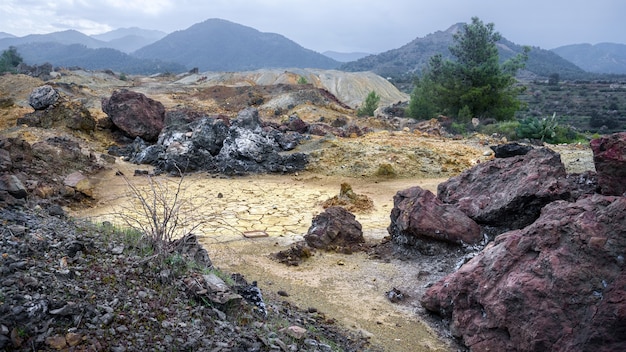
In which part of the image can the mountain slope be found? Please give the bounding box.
[340,23,586,82]
[16,42,186,74]
[133,18,340,71]
[323,51,371,63]
[92,27,167,53]
[0,30,107,51]
[552,43,626,74]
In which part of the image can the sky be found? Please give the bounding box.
[0,0,624,53]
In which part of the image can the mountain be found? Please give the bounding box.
[133,18,340,71]
[16,42,186,74]
[552,43,626,74]
[322,51,371,62]
[0,30,107,51]
[91,27,167,53]
[340,23,587,83]
[0,32,15,40]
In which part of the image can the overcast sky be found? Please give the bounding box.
[1,0,624,53]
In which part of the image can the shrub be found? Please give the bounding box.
[115,167,211,254]
[357,91,380,117]
[516,113,558,142]
[297,76,308,84]
[479,120,520,141]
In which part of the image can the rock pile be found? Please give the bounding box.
[114,107,309,175]
[0,207,372,351]
[389,138,626,351]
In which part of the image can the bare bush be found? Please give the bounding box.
[115,167,208,254]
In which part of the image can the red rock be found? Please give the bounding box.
[304,206,364,251]
[388,186,482,245]
[437,147,570,230]
[591,132,626,196]
[421,194,626,352]
[101,89,165,142]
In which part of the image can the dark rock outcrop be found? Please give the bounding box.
[304,206,364,252]
[101,89,165,142]
[437,148,570,230]
[118,108,308,175]
[421,194,626,352]
[490,142,533,158]
[28,85,59,110]
[388,186,482,246]
[591,132,626,196]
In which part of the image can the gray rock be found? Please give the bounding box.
[29,85,59,110]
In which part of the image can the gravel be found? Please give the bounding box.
[0,205,378,351]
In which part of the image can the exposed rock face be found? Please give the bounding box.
[28,85,59,110]
[421,194,626,352]
[437,148,570,230]
[17,101,96,132]
[0,136,105,207]
[388,186,482,245]
[591,132,626,196]
[304,206,364,252]
[119,108,308,175]
[101,89,165,142]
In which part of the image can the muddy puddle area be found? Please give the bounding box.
[74,160,461,351]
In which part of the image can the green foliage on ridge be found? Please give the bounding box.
[407,17,529,122]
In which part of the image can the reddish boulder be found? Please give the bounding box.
[437,148,570,229]
[304,206,364,252]
[591,132,626,196]
[421,194,626,352]
[101,89,165,142]
[388,186,482,245]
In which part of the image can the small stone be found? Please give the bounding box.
[46,335,67,349]
[282,326,307,340]
[65,332,82,347]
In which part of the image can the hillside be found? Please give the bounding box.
[16,42,186,74]
[552,43,626,74]
[133,18,340,71]
[340,23,587,87]
[91,27,167,53]
[0,29,106,51]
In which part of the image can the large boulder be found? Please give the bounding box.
[304,206,364,252]
[421,194,626,352]
[437,148,570,230]
[101,89,165,142]
[28,85,59,110]
[388,186,482,246]
[591,132,626,196]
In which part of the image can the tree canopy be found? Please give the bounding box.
[0,46,23,73]
[408,17,529,121]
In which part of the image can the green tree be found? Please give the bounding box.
[408,17,528,121]
[0,46,23,73]
[357,90,380,117]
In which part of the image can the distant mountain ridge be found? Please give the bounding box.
[552,43,626,74]
[133,18,339,71]
[340,24,587,83]
[0,19,623,79]
[91,27,167,53]
[322,51,371,63]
